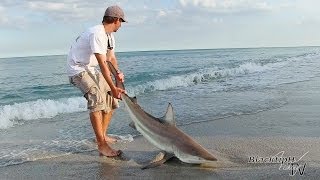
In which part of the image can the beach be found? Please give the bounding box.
[1,75,319,179]
[1,0,320,178]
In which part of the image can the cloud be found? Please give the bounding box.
[0,0,123,25]
[0,0,272,28]
[0,0,317,29]
[178,0,272,13]
[0,6,9,25]
[0,5,28,28]
[158,10,167,17]
[124,4,182,26]
[28,1,67,11]
[129,15,147,25]
[25,0,102,22]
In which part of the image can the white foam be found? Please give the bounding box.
[0,97,86,129]
[0,135,137,167]
[109,134,134,142]
[127,62,278,95]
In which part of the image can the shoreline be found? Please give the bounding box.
[1,77,320,179]
[1,135,319,179]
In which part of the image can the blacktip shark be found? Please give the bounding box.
[107,61,217,169]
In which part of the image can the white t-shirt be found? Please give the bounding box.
[67,24,115,76]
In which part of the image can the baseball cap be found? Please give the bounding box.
[104,5,127,22]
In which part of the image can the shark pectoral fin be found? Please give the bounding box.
[129,122,136,130]
[129,96,137,104]
[161,103,176,126]
[141,151,174,170]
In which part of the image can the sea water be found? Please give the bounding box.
[0,47,320,167]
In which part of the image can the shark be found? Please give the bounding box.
[107,61,217,169]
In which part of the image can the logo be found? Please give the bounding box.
[248,151,308,176]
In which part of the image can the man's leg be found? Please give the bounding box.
[90,111,119,157]
[102,110,118,143]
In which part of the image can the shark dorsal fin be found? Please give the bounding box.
[130,96,137,104]
[162,103,176,126]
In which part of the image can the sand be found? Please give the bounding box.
[0,135,319,179]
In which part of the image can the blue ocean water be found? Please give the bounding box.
[0,47,320,167]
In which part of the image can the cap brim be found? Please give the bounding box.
[120,18,127,23]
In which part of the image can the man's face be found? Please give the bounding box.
[113,19,122,32]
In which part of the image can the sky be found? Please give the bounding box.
[0,0,320,58]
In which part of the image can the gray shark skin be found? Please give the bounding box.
[107,61,217,168]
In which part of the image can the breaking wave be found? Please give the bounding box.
[0,97,86,129]
[127,62,283,95]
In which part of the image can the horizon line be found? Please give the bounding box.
[1,45,319,59]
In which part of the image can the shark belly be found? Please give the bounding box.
[125,103,174,153]
[136,124,174,152]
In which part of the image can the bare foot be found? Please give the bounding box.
[93,135,118,144]
[98,144,121,157]
[105,135,118,143]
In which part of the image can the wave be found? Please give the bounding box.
[0,97,86,129]
[0,134,134,167]
[126,62,279,95]
[126,50,320,96]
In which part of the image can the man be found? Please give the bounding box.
[67,5,126,157]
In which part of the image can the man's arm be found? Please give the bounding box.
[94,53,123,98]
[108,49,120,71]
[107,49,124,82]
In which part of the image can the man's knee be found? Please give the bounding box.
[103,109,114,117]
[90,110,102,119]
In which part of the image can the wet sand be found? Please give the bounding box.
[0,135,319,179]
[1,77,320,179]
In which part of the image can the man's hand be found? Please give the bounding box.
[116,71,125,82]
[112,87,125,99]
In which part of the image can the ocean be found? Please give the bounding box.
[0,47,320,167]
